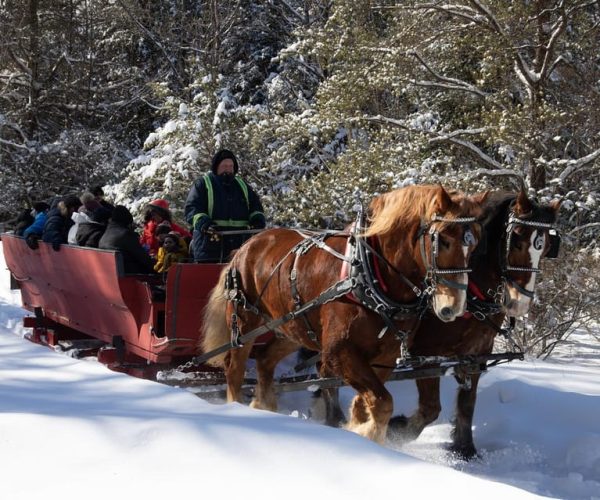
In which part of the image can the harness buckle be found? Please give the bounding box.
[473,311,486,321]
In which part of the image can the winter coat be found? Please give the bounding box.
[140,219,191,257]
[68,211,91,244]
[76,221,106,248]
[99,221,154,274]
[184,172,265,262]
[23,212,48,237]
[153,239,189,273]
[42,208,73,247]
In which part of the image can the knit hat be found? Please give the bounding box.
[33,202,50,213]
[90,207,111,224]
[155,221,172,236]
[164,232,180,244]
[211,149,239,175]
[79,192,100,212]
[147,199,170,220]
[111,205,133,226]
[91,185,105,197]
[63,195,83,211]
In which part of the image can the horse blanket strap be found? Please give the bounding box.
[290,251,319,345]
[293,230,351,262]
[192,278,357,366]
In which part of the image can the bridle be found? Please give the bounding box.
[418,214,478,293]
[480,210,560,303]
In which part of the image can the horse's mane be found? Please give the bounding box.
[364,185,479,237]
[482,190,557,226]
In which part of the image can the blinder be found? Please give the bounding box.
[545,229,561,259]
[419,215,478,291]
[504,212,559,273]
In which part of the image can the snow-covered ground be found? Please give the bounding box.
[1,242,599,500]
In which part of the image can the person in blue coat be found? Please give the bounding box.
[42,195,82,251]
[184,149,265,262]
[23,202,50,249]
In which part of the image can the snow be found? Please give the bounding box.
[1,242,600,500]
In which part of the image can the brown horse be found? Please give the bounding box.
[387,189,561,458]
[201,185,485,443]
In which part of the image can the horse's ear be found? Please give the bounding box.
[549,198,562,214]
[514,188,532,215]
[472,191,490,205]
[431,185,452,214]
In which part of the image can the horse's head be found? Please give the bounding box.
[420,187,485,322]
[365,185,484,323]
[501,190,561,317]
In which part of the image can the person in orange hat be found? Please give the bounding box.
[140,198,191,257]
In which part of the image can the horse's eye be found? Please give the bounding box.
[439,236,450,250]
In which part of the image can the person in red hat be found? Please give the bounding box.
[139,198,191,257]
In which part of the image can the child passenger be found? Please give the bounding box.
[154,231,188,273]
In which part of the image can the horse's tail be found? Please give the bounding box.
[200,266,230,367]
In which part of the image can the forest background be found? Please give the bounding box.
[0,0,598,355]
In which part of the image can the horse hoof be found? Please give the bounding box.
[448,443,480,461]
[386,415,409,440]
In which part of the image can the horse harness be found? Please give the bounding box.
[191,209,480,366]
[464,209,560,345]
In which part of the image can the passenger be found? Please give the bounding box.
[76,207,111,248]
[23,202,50,249]
[42,195,83,251]
[12,209,35,237]
[154,231,188,273]
[184,149,266,263]
[68,193,102,244]
[91,185,115,211]
[140,199,191,257]
[99,205,154,274]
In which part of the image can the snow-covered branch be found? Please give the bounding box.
[429,135,504,169]
[273,0,307,25]
[464,167,523,180]
[557,148,600,183]
[568,222,600,236]
[0,137,28,150]
[408,51,488,99]
[467,0,506,35]
[361,115,503,169]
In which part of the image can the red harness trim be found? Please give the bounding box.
[468,280,486,300]
[340,236,389,304]
[462,280,487,319]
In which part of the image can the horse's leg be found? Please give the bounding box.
[251,336,299,411]
[223,340,255,403]
[450,369,481,460]
[319,387,346,427]
[332,346,393,443]
[387,377,441,442]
